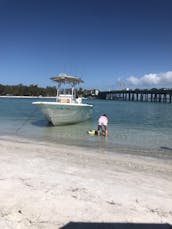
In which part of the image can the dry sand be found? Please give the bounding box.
[0,136,172,229]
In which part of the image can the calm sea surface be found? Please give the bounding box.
[0,97,172,157]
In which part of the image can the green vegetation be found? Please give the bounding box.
[0,84,97,98]
[0,84,56,96]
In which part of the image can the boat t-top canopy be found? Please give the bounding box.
[50,73,84,86]
[50,73,84,99]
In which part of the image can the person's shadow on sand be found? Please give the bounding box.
[60,222,172,229]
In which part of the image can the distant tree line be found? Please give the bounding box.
[0,83,96,97]
[0,84,56,96]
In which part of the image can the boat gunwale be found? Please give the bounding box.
[32,101,93,107]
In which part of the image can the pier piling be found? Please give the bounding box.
[98,89,172,103]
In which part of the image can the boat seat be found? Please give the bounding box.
[59,98,70,103]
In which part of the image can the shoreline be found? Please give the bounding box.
[0,95,56,99]
[0,136,172,228]
[2,133,172,161]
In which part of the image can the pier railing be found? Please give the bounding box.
[98,89,172,103]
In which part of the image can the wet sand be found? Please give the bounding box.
[0,136,172,229]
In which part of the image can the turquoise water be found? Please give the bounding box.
[0,97,172,155]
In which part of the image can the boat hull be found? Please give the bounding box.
[32,101,93,125]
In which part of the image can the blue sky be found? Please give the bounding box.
[0,0,172,90]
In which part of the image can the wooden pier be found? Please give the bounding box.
[98,89,172,103]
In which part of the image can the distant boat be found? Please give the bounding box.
[32,73,93,125]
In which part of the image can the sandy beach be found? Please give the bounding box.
[0,136,172,229]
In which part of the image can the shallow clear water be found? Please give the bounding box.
[0,97,172,155]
